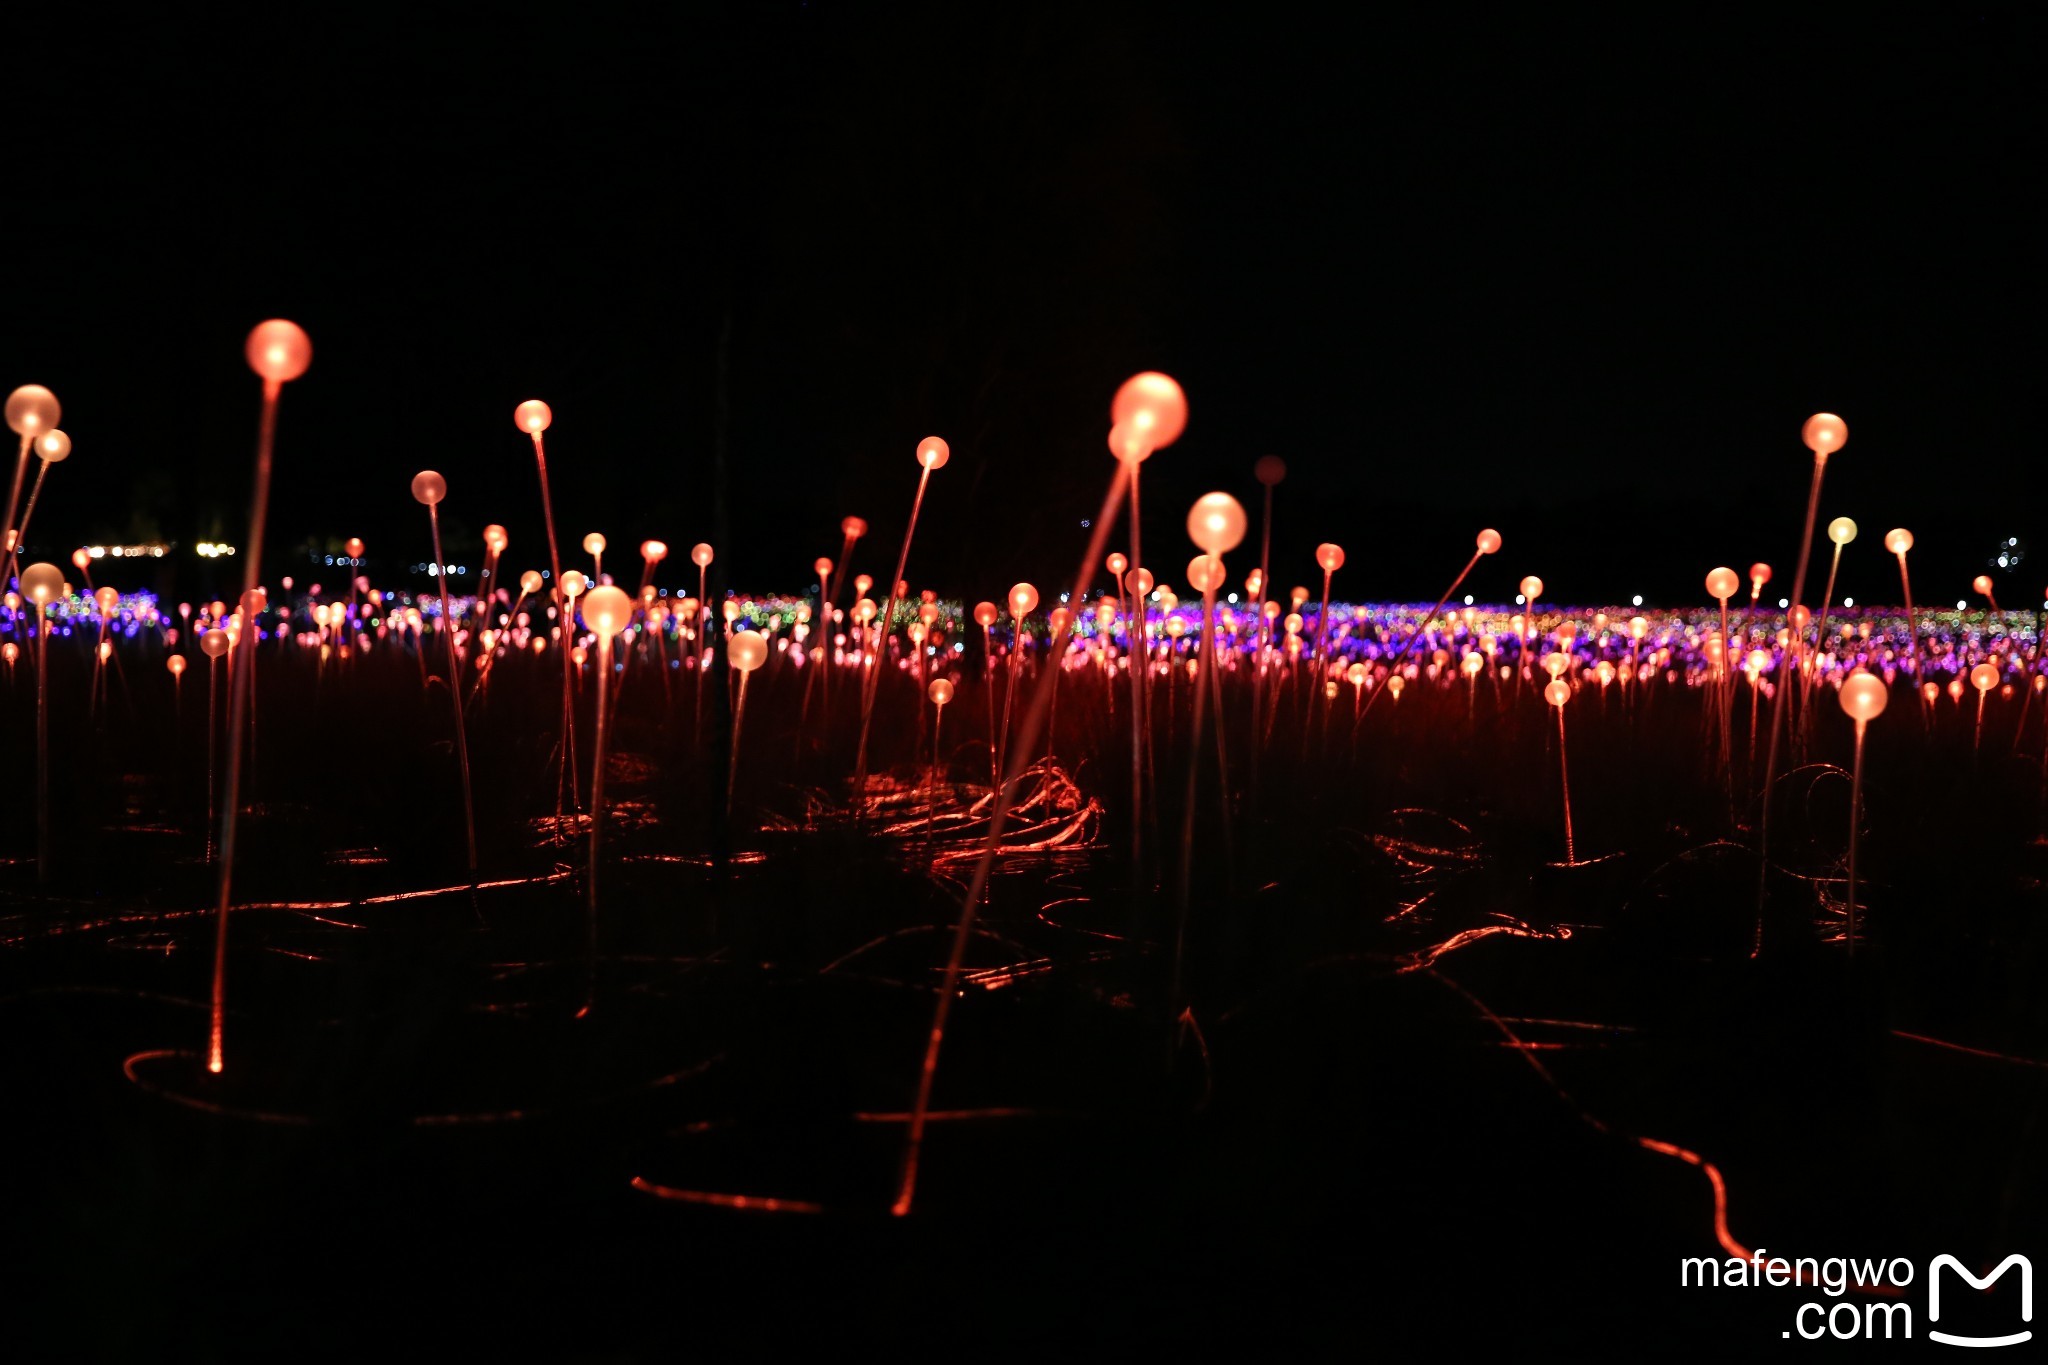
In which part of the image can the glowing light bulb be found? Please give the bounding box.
[19,562,62,604]
[1884,528,1913,555]
[1705,567,1739,601]
[1476,528,1502,555]
[4,385,60,436]
[199,627,230,658]
[1008,582,1039,618]
[560,570,588,599]
[840,516,867,540]
[1186,492,1247,555]
[1315,542,1345,573]
[973,601,998,628]
[581,585,633,639]
[1971,662,1999,693]
[582,532,607,557]
[1801,412,1848,456]
[410,470,447,505]
[1187,555,1225,593]
[688,542,712,569]
[1827,517,1857,545]
[729,630,768,673]
[34,429,69,462]
[916,436,950,469]
[244,320,312,384]
[1109,372,1188,451]
[519,570,543,595]
[928,677,955,706]
[1520,576,1544,602]
[1749,563,1772,590]
[1973,574,1994,597]
[1545,679,1570,707]
[514,399,552,434]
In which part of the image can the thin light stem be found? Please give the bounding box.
[429,503,478,874]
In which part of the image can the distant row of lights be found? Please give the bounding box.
[84,543,173,559]
[195,542,237,558]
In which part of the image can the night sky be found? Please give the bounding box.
[7,5,2038,608]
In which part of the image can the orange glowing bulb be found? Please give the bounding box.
[1315,542,1345,573]
[1543,651,1571,680]
[244,320,312,384]
[1008,582,1039,619]
[854,574,873,597]
[1973,575,1994,597]
[1110,371,1188,451]
[1545,679,1570,707]
[1947,679,1965,702]
[1186,492,1248,555]
[1475,528,1502,555]
[20,562,62,604]
[1705,567,1739,601]
[1749,563,1772,589]
[410,470,447,505]
[728,630,768,673]
[518,570,543,595]
[560,570,588,599]
[34,429,70,462]
[581,585,633,639]
[1801,412,1848,457]
[916,436,950,470]
[514,399,552,434]
[1126,569,1155,597]
[840,517,867,540]
[640,540,668,564]
[928,677,955,706]
[168,653,186,676]
[1827,517,1857,546]
[1971,662,1999,693]
[70,548,90,572]
[5,385,60,436]
[199,627,230,658]
[1884,528,1913,556]
[1187,554,1225,593]
[1388,675,1404,699]
[582,532,607,557]
[972,601,998,628]
[1520,576,1544,602]
[1921,681,1939,704]
[1107,552,1128,578]
[691,543,713,567]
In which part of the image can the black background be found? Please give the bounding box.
[5,4,2039,609]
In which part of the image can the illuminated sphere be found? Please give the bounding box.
[928,677,955,706]
[1107,552,1128,577]
[244,320,312,384]
[1316,543,1346,574]
[560,570,588,598]
[410,470,447,505]
[1125,568,1154,596]
[199,627,230,658]
[1387,676,1404,698]
[482,526,508,554]
[1186,492,1248,555]
[1520,575,1544,602]
[1476,528,1502,555]
[1049,606,1072,636]
[70,548,91,572]
[1347,663,1369,686]
[583,532,607,557]
[814,557,834,578]
[514,399,553,434]
[168,654,186,677]
[1801,412,1848,456]
[1971,662,1999,693]
[1705,567,1739,601]
[1109,371,1188,451]
[973,601,998,627]
[95,585,118,613]
[4,385,60,436]
[854,574,873,596]
[1948,679,1964,702]
[1840,672,1889,721]
[581,585,633,639]
[1106,422,1151,464]
[1921,681,1939,704]
[1884,528,1913,555]
[840,516,867,539]
[35,429,70,462]
[728,630,768,673]
[519,570,543,595]
[1008,582,1039,619]
[1187,554,1226,593]
[346,538,365,559]
[1543,651,1572,679]
[1749,564,1772,587]
[642,540,669,563]
[1545,679,1571,708]
[1973,575,1994,597]
[19,562,62,605]
[1827,517,1857,546]
[916,436,950,469]
[691,543,714,567]
[1253,455,1287,487]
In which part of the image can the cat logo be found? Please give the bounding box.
[1928,1254,2032,1348]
